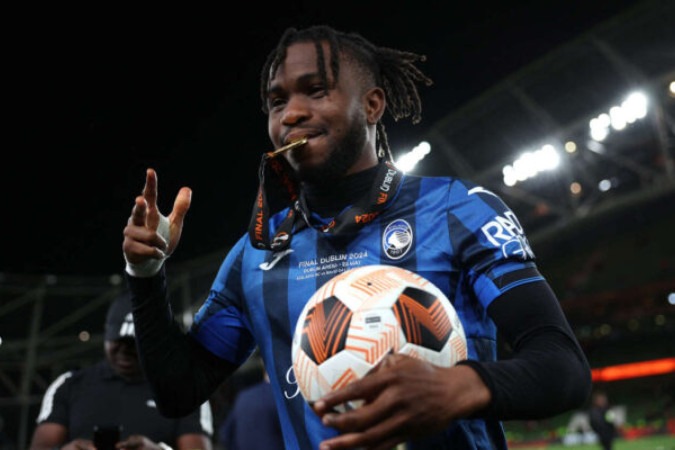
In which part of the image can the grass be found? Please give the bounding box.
[512,434,675,450]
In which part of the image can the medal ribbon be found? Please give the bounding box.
[248,155,402,251]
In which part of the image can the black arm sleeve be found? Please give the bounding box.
[458,279,592,420]
[125,269,237,418]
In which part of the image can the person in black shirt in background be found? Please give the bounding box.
[29,293,213,450]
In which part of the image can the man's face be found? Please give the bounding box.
[104,337,141,379]
[266,41,376,184]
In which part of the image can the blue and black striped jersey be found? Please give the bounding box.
[189,172,543,450]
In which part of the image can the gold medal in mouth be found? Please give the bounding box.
[266,137,308,157]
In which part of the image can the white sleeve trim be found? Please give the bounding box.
[37,371,73,423]
[200,400,214,436]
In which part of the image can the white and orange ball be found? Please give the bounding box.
[291,264,467,411]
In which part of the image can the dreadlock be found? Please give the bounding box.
[259,25,433,162]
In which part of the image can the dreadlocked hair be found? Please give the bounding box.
[259,24,433,162]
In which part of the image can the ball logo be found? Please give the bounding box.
[382,219,413,260]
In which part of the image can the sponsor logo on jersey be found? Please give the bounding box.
[480,211,535,259]
[382,219,413,260]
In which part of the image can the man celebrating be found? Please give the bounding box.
[122,25,591,449]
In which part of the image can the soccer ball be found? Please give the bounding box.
[291,264,467,411]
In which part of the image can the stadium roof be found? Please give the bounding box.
[412,0,674,243]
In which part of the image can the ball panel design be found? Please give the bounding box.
[322,352,374,391]
[448,333,468,364]
[393,286,452,351]
[299,295,352,365]
[294,350,373,405]
[346,308,401,365]
[334,265,404,310]
[293,349,328,404]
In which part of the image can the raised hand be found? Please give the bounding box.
[122,168,192,274]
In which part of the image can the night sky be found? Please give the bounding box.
[4,1,644,276]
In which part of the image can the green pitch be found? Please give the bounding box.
[514,435,675,450]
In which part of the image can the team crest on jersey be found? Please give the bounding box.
[382,219,413,260]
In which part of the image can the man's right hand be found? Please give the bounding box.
[122,168,192,274]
